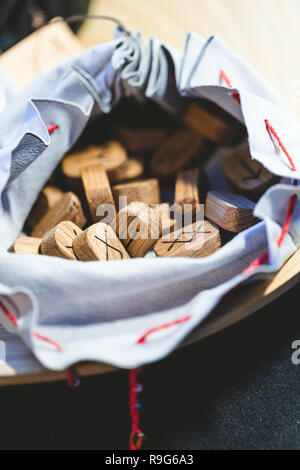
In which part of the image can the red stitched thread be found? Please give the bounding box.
[0,300,62,352]
[276,194,298,246]
[137,315,191,345]
[47,124,59,134]
[243,250,270,277]
[129,368,144,450]
[244,191,298,276]
[219,70,241,104]
[220,70,233,88]
[32,331,63,352]
[265,120,296,172]
[0,299,18,326]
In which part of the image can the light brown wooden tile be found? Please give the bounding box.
[62,142,127,191]
[81,163,115,222]
[153,203,176,237]
[205,190,256,233]
[11,237,42,255]
[223,148,279,199]
[154,221,220,258]
[41,221,82,260]
[32,192,86,238]
[112,178,160,209]
[114,125,168,152]
[183,102,244,146]
[26,186,63,231]
[109,158,144,184]
[150,129,205,177]
[175,168,200,209]
[73,223,130,261]
[113,202,162,257]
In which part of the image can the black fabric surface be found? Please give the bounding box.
[0,284,299,450]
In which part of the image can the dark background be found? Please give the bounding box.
[0,284,299,450]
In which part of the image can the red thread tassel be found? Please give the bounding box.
[129,368,144,450]
[66,366,80,387]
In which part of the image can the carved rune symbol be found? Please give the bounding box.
[161,223,210,252]
[239,159,262,181]
[66,229,79,251]
[66,229,78,251]
[94,233,124,260]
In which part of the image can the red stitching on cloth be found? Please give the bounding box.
[220,69,233,88]
[0,300,62,352]
[47,124,59,134]
[243,250,270,277]
[219,70,241,104]
[277,194,298,246]
[33,331,63,352]
[129,368,144,450]
[265,120,296,172]
[137,315,191,345]
[243,191,298,276]
[0,299,18,325]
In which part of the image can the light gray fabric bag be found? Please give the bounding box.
[0,29,299,370]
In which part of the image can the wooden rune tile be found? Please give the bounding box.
[73,223,130,261]
[154,221,221,258]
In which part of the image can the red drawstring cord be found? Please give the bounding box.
[129,368,144,450]
[67,366,80,387]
